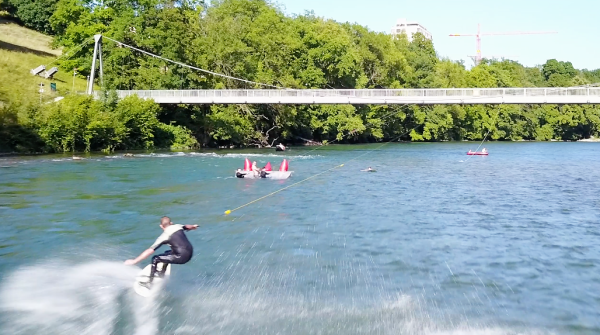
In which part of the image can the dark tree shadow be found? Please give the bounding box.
[0,106,45,153]
[0,40,56,57]
[0,124,45,153]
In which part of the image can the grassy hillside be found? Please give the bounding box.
[0,18,90,106]
[0,17,198,154]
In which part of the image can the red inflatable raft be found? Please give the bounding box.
[467,151,488,156]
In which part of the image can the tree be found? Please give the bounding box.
[542,59,577,87]
[582,69,600,84]
[6,0,58,33]
[467,64,497,88]
[406,33,438,87]
[3,0,600,153]
[432,59,467,88]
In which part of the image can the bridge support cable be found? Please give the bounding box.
[95,37,600,104]
[100,36,500,105]
[101,36,283,89]
[44,36,94,70]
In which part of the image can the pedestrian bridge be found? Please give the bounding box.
[110,88,600,105]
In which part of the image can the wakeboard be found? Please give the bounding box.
[133,263,171,297]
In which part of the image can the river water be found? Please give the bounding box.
[0,142,599,335]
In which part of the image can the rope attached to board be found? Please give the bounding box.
[224,164,345,215]
[224,124,422,216]
[463,106,500,163]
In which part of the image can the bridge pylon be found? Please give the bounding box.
[87,34,104,95]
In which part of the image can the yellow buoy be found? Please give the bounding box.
[224,210,231,215]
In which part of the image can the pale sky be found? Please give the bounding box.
[274,0,600,70]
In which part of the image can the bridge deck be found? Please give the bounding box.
[110,88,600,104]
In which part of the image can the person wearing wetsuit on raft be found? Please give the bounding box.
[124,216,198,288]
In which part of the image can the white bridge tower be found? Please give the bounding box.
[87,34,104,95]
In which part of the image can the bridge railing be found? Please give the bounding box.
[112,88,600,100]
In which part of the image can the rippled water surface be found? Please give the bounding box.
[1,142,599,335]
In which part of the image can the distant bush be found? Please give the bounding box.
[29,94,197,153]
[113,95,161,150]
[0,103,45,153]
[156,123,199,150]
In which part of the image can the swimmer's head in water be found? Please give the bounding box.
[160,216,172,229]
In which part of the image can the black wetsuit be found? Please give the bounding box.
[148,224,193,283]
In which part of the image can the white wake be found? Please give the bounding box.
[0,261,159,335]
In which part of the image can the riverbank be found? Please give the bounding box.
[3,140,600,164]
[2,136,600,158]
[578,136,600,142]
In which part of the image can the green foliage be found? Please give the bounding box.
[32,94,194,153]
[114,96,161,149]
[433,60,467,88]
[205,105,255,144]
[410,105,455,141]
[308,105,365,141]
[0,103,45,152]
[542,59,578,87]
[39,95,101,152]
[48,0,600,146]
[2,0,600,153]
[155,123,199,149]
[6,0,58,33]
[582,69,600,84]
[407,33,438,87]
[467,65,497,88]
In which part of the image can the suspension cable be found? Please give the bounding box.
[44,37,94,68]
[102,36,283,89]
